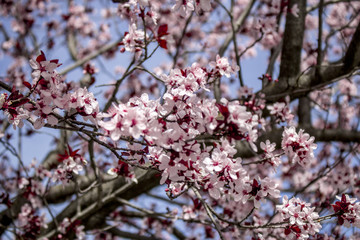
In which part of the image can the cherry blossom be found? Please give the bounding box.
[277,196,322,239]
[281,127,317,167]
[172,0,195,17]
[332,194,360,228]
[267,98,294,124]
[210,55,240,78]
[242,177,280,208]
[122,23,145,52]
[260,140,282,167]
[29,51,61,83]
[17,204,47,239]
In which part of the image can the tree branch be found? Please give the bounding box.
[218,0,256,56]
[278,0,307,88]
[262,22,360,101]
[59,39,121,76]
[41,167,159,239]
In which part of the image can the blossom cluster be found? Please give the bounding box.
[57,218,86,240]
[121,23,146,53]
[3,49,352,239]
[281,127,317,167]
[52,145,87,184]
[259,140,282,168]
[0,51,100,130]
[210,55,240,78]
[172,0,212,17]
[17,204,47,239]
[267,98,294,124]
[98,59,279,208]
[238,177,280,208]
[277,196,322,239]
[332,194,360,228]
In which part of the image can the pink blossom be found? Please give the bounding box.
[267,100,294,123]
[29,53,61,83]
[18,178,29,189]
[277,196,322,239]
[332,194,360,228]
[122,23,145,52]
[172,0,195,17]
[58,218,71,234]
[260,140,281,167]
[210,55,239,77]
[242,177,280,208]
[281,127,317,167]
[195,0,212,12]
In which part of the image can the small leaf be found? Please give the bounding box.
[157,24,168,37]
[292,225,301,233]
[341,194,346,203]
[158,39,168,49]
[36,50,46,63]
[11,98,29,108]
[50,59,59,64]
[23,81,32,90]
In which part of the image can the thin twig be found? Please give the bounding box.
[191,187,225,240]
[60,39,122,75]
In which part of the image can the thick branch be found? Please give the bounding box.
[278,0,307,88]
[298,96,311,127]
[45,174,117,204]
[107,226,161,240]
[41,167,159,238]
[343,22,360,72]
[262,22,360,101]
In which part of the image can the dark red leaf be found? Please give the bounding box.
[7,108,18,119]
[157,24,168,37]
[205,225,214,238]
[192,198,202,210]
[292,225,301,233]
[341,194,346,203]
[332,204,340,212]
[253,179,259,188]
[338,216,344,225]
[10,98,30,108]
[139,8,145,18]
[68,145,80,157]
[58,145,81,162]
[158,39,168,49]
[36,50,46,63]
[62,14,71,21]
[23,81,32,90]
[8,90,22,101]
[180,69,187,77]
[216,103,230,119]
[50,59,59,64]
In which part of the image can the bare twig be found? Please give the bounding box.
[191,187,225,240]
